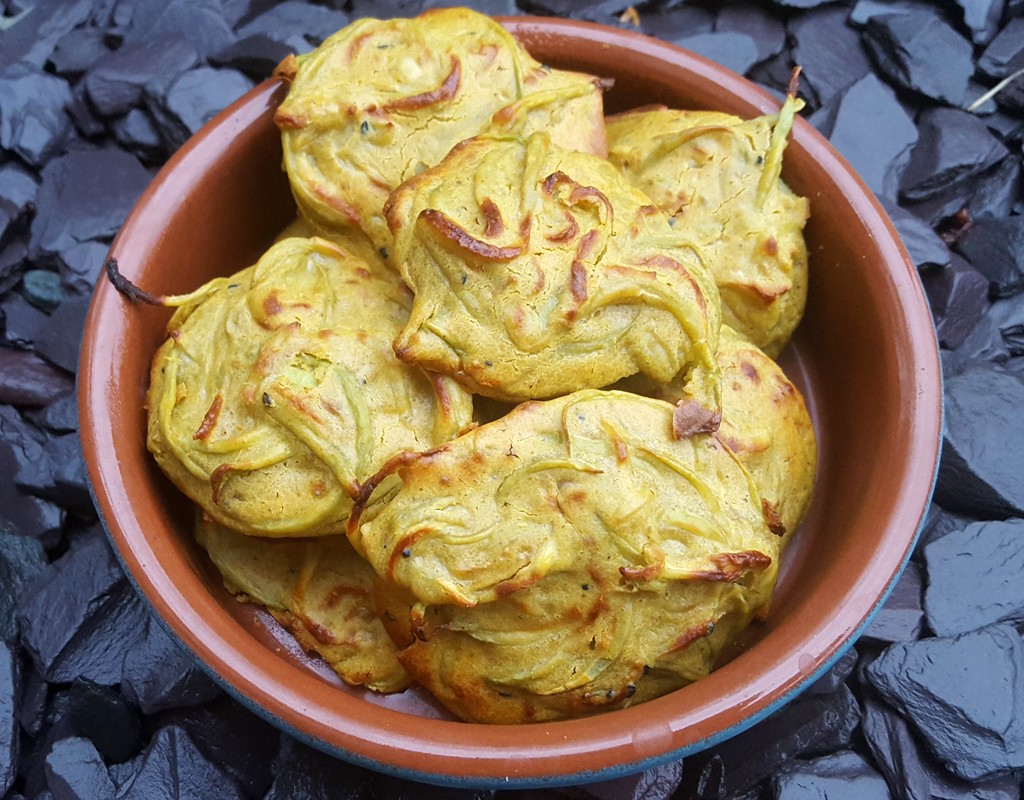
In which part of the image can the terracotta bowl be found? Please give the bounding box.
[78,17,943,789]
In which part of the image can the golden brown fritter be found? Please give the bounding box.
[147,237,473,537]
[195,515,410,692]
[275,7,609,251]
[385,131,722,420]
[617,325,817,538]
[606,92,809,357]
[351,390,779,723]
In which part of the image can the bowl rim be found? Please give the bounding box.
[78,15,943,789]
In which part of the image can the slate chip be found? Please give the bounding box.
[68,679,141,764]
[2,292,51,349]
[116,725,245,800]
[673,32,760,77]
[0,516,47,643]
[924,518,1024,636]
[883,201,950,270]
[56,240,110,296]
[0,347,74,406]
[866,623,1024,781]
[111,108,167,166]
[0,642,19,797]
[862,560,924,643]
[825,72,918,199]
[802,647,858,697]
[48,27,111,78]
[209,35,293,81]
[936,363,1024,517]
[44,737,117,800]
[234,1,348,52]
[956,216,1024,299]
[84,36,201,119]
[920,253,990,350]
[640,7,716,42]
[861,695,1021,800]
[900,108,1009,206]
[847,0,937,27]
[566,760,683,800]
[715,3,786,66]
[789,6,872,109]
[863,10,974,105]
[17,531,148,685]
[0,0,92,71]
[150,66,254,151]
[772,750,890,800]
[159,697,278,798]
[953,0,1004,45]
[0,63,73,168]
[263,736,374,800]
[978,18,1024,79]
[120,616,221,714]
[21,269,63,314]
[123,0,235,60]
[28,146,151,267]
[34,294,90,374]
[685,684,861,797]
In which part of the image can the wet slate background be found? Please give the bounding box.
[1,0,1023,797]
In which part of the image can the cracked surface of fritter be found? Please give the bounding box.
[351,390,779,723]
[607,101,809,357]
[385,132,722,412]
[147,237,473,537]
[275,7,608,251]
[618,325,817,538]
[195,515,410,693]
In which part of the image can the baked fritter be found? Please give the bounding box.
[385,131,722,420]
[147,237,473,537]
[351,390,779,723]
[618,325,816,537]
[275,7,609,251]
[606,90,809,357]
[195,515,409,692]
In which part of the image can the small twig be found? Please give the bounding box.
[966,65,1024,113]
[105,257,166,306]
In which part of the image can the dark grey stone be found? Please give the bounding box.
[920,254,990,350]
[0,516,47,642]
[641,6,716,42]
[0,347,73,406]
[884,201,950,270]
[953,0,1004,44]
[56,240,110,295]
[210,34,293,80]
[0,641,19,797]
[34,293,90,374]
[789,6,872,109]
[866,623,1024,780]
[117,725,245,800]
[826,72,917,199]
[863,10,974,105]
[83,36,201,118]
[716,3,786,65]
[121,616,221,714]
[0,63,73,168]
[848,0,938,27]
[123,0,235,60]
[957,216,1024,299]
[28,147,151,267]
[0,0,92,71]
[150,66,254,151]
[17,531,147,685]
[68,679,141,764]
[675,32,760,76]
[48,27,111,78]
[899,108,1009,205]
[925,518,1024,635]
[2,291,50,349]
[772,750,890,800]
[234,0,348,51]
[862,560,924,643]
[802,647,858,697]
[936,363,1024,517]
[862,694,1021,800]
[978,18,1024,79]
[684,685,861,797]
[264,735,374,800]
[44,737,116,800]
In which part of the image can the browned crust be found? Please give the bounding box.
[192,394,223,441]
[419,208,525,261]
[384,56,461,112]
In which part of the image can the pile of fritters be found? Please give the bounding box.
[144,7,817,723]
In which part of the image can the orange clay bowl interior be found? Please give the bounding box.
[78,17,942,789]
